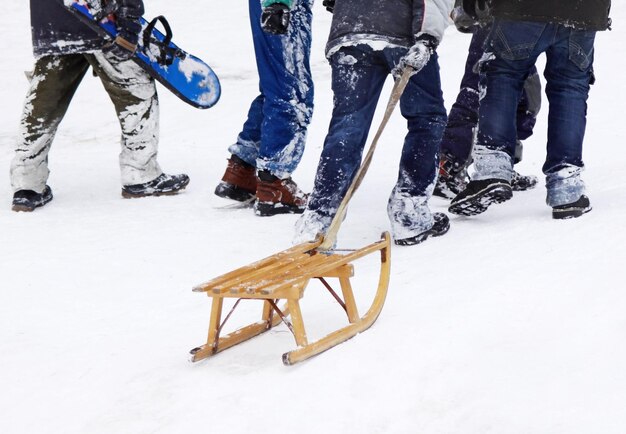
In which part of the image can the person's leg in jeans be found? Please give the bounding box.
[294,45,388,242]
[436,24,540,199]
[218,0,313,214]
[542,26,595,214]
[439,26,489,168]
[387,47,448,241]
[449,20,548,216]
[229,0,313,174]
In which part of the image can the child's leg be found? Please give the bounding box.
[248,0,314,178]
[87,54,162,186]
[305,46,388,219]
[11,55,89,192]
[388,51,447,236]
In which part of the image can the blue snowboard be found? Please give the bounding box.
[62,0,220,109]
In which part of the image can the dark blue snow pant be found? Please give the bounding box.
[228,0,314,178]
[440,25,540,168]
[306,45,447,218]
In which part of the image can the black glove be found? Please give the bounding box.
[322,0,335,13]
[115,0,144,47]
[261,3,290,35]
[462,0,488,21]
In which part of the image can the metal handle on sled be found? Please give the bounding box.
[318,67,414,251]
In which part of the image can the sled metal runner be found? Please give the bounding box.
[190,232,391,365]
[191,69,413,364]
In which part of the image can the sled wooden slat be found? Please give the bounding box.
[190,233,391,365]
[192,240,321,294]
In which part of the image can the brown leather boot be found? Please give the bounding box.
[214,155,257,202]
[254,170,308,216]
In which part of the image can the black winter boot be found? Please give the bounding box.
[12,185,53,212]
[511,170,538,191]
[122,173,190,198]
[433,158,469,200]
[448,179,512,216]
[552,195,592,220]
[394,213,450,246]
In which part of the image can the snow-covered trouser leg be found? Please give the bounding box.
[11,55,90,193]
[305,45,388,220]
[228,0,314,178]
[87,53,162,186]
[389,48,447,238]
[477,21,594,206]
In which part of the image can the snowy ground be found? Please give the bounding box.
[1,2,625,434]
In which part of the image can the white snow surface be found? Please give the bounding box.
[1,2,626,433]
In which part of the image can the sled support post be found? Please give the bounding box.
[190,232,391,365]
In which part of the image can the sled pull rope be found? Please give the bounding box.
[318,67,414,251]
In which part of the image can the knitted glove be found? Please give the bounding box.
[261,3,290,35]
[394,35,438,77]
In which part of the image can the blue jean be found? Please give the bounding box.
[441,24,539,167]
[306,45,447,233]
[474,20,596,206]
[228,0,314,178]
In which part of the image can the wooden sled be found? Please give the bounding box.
[191,68,413,365]
[190,232,391,365]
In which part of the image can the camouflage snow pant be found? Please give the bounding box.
[10,53,162,193]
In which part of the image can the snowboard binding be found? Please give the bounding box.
[142,16,185,66]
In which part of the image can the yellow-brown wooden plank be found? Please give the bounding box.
[192,240,320,293]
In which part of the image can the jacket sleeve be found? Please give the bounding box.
[117,0,145,19]
[413,0,454,43]
[261,0,293,8]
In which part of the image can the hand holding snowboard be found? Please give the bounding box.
[62,0,221,109]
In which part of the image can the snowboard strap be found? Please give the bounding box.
[143,16,184,66]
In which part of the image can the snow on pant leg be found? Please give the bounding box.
[228,94,264,166]
[87,53,162,186]
[248,0,314,178]
[305,46,388,219]
[542,26,595,207]
[11,55,90,192]
[439,26,489,166]
[474,20,547,182]
[387,49,447,237]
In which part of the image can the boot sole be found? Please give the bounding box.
[254,201,306,217]
[11,193,53,212]
[12,204,36,212]
[552,205,592,220]
[394,222,450,246]
[122,179,190,198]
[214,182,256,202]
[394,215,451,246]
[449,183,513,216]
